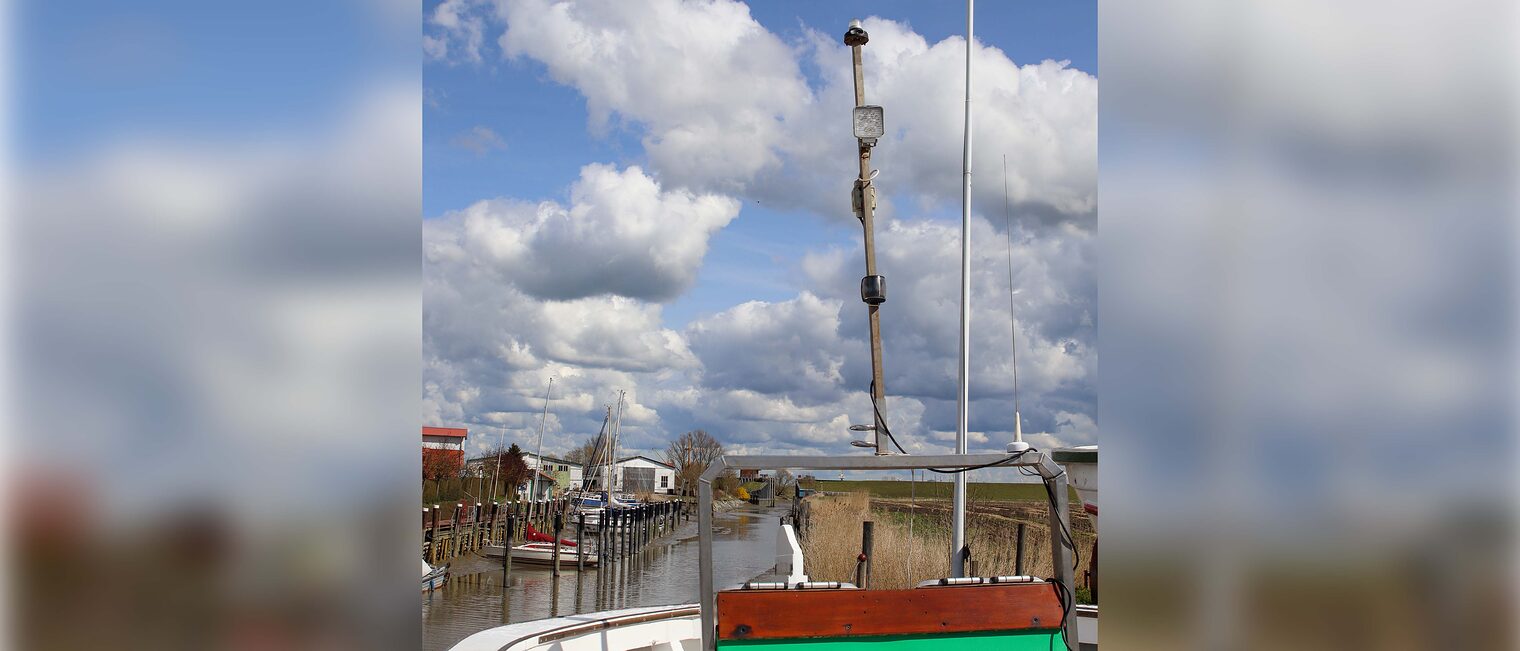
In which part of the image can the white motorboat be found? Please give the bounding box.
[482,541,599,567]
[423,559,449,593]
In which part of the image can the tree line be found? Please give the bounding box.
[423,429,794,503]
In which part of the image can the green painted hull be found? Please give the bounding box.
[718,629,1064,650]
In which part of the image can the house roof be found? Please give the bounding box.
[617,455,674,470]
[465,452,582,467]
[526,453,582,467]
[422,426,467,439]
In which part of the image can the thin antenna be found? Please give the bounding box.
[1003,156,1029,454]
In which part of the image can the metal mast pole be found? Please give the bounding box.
[951,0,974,578]
[608,391,624,494]
[844,20,889,456]
[528,377,553,525]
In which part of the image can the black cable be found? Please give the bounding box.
[867,381,1033,473]
[865,379,1075,649]
[868,380,911,455]
[1021,464,1078,651]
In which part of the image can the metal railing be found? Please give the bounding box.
[696,452,1073,650]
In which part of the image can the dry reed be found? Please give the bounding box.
[798,491,1093,589]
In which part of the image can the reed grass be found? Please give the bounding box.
[799,492,1093,590]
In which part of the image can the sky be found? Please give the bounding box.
[422,0,1098,474]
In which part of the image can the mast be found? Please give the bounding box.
[951,0,974,578]
[527,376,553,524]
[843,19,890,456]
[489,426,505,504]
[607,390,624,495]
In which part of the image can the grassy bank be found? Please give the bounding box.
[798,492,1096,592]
[812,479,1075,502]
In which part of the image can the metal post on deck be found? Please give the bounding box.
[697,472,715,650]
[1047,467,1075,645]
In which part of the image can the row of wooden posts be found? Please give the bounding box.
[423,498,690,573]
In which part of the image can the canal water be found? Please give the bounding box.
[422,503,789,651]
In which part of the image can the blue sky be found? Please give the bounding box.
[423,0,1097,464]
[425,1,1095,328]
[16,0,411,163]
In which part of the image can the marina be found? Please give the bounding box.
[423,502,789,651]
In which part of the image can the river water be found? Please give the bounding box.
[421,503,789,651]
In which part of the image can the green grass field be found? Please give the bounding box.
[811,479,1058,502]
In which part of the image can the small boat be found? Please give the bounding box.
[482,541,599,567]
[422,559,449,593]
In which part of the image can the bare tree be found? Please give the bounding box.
[664,429,725,497]
[565,437,599,466]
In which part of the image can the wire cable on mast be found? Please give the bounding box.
[1003,154,1019,417]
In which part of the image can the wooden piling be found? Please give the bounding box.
[861,520,874,589]
[576,512,586,572]
[1014,523,1026,576]
[429,505,440,563]
[503,513,514,582]
[552,511,563,577]
[423,507,433,562]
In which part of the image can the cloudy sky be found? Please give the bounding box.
[423,0,1097,471]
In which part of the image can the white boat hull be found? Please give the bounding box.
[448,604,699,651]
[483,542,598,567]
[422,560,448,592]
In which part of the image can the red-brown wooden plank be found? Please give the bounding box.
[714,583,1063,641]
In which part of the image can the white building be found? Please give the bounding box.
[524,453,584,490]
[614,455,677,495]
[464,452,584,496]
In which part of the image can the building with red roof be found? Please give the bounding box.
[422,426,467,480]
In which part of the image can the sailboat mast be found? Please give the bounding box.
[951,0,974,578]
[527,376,553,524]
[607,390,624,494]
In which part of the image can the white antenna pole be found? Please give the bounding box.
[1004,155,1029,454]
[527,377,553,525]
[951,0,974,578]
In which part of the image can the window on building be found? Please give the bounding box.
[660,475,669,488]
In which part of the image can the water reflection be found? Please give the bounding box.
[422,504,785,651]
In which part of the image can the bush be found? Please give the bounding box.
[735,486,750,500]
[1075,585,1094,605]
